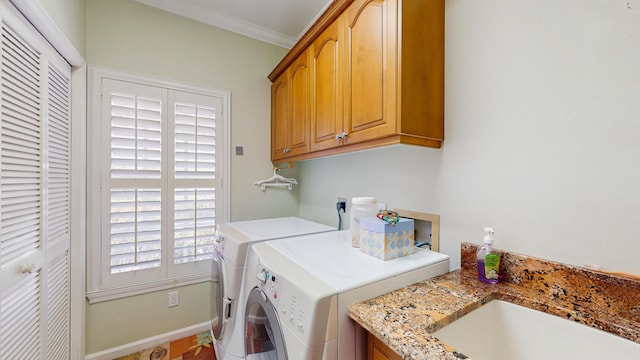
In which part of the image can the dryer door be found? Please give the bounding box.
[244,287,287,360]
[212,249,229,340]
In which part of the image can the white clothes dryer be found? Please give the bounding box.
[212,217,335,360]
[231,230,450,360]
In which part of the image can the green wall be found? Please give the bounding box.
[85,283,214,353]
[37,0,86,55]
[86,0,295,222]
[85,0,293,354]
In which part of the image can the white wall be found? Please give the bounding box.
[85,0,294,354]
[300,0,640,275]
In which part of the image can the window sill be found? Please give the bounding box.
[86,270,217,304]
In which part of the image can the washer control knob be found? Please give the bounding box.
[256,269,267,283]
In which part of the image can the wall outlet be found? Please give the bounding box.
[168,290,179,307]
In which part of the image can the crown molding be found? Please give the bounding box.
[10,0,85,65]
[134,0,297,48]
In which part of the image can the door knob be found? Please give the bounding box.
[20,263,35,274]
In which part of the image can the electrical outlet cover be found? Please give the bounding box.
[169,291,179,307]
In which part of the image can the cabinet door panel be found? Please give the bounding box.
[345,0,396,143]
[272,50,311,162]
[311,18,343,152]
[271,75,288,160]
[350,4,383,127]
[288,52,311,157]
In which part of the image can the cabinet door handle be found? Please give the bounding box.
[336,132,349,141]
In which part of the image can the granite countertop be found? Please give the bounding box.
[348,242,640,360]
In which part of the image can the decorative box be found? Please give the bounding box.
[359,217,415,260]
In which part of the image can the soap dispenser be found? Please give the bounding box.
[477,227,500,284]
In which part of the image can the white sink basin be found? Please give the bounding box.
[433,300,640,360]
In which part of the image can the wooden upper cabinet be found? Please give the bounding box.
[271,48,312,161]
[270,0,444,164]
[397,0,445,145]
[271,72,289,160]
[311,17,344,152]
[343,0,396,144]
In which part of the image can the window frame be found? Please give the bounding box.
[86,66,230,303]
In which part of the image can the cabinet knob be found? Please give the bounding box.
[335,132,349,141]
[283,148,290,154]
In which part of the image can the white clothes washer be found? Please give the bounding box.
[212,217,335,360]
[232,230,450,360]
[238,242,336,360]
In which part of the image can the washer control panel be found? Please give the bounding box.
[256,261,310,337]
[256,262,283,306]
[250,244,335,347]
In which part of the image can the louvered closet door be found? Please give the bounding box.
[0,3,72,359]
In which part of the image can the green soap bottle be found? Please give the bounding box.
[476,227,500,284]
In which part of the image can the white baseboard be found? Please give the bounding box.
[85,321,211,360]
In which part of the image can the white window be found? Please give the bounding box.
[87,67,229,301]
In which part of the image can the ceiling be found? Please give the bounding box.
[134,0,333,49]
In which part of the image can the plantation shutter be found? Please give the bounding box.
[173,187,215,265]
[173,100,216,179]
[0,4,72,359]
[171,91,218,273]
[110,91,162,180]
[101,79,165,288]
[101,79,221,288]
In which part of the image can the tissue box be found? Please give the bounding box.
[359,217,415,260]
